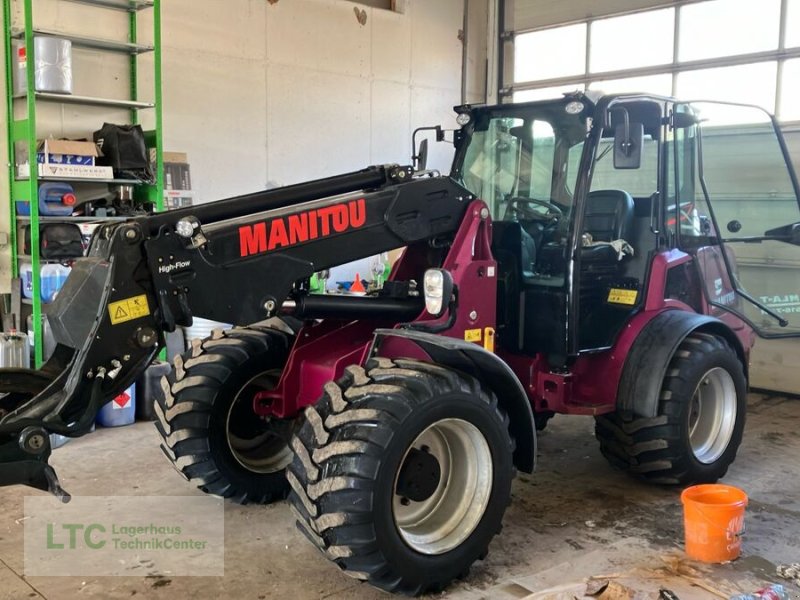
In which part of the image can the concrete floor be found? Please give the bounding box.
[2,392,800,599]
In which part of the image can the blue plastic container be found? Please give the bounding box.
[16,183,76,216]
[20,262,34,299]
[20,262,70,303]
[44,182,77,216]
[40,263,70,303]
[96,384,136,427]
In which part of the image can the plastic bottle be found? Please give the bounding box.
[758,585,788,600]
[382,252,392,283]
[19,262,34,299]
[0,330,30,369]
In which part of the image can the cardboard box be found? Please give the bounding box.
[36,139,99,166]
[18,162,114,179]
[149,149,188,164]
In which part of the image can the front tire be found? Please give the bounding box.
[287,358,515,595]
[155,326,295,504]
[595,332,746,484]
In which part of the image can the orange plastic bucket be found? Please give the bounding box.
[681,484,748,563]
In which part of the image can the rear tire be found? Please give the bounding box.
[155,326,294,504]
[287,357,515,595]
[595,332,746,484]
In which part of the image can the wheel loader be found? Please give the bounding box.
[2,92,800,595]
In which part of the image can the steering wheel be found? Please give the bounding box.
[504,197,564,223]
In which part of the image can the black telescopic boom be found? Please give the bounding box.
[142,165,402,234]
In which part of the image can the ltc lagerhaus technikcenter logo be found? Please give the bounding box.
[25,496,224,576]
[46,522,209,551]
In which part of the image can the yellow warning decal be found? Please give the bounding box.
[108,294,150,325]
[464,328,482,343]
[607,288,638,305]
[483,327,495,352]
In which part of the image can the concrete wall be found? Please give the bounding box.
[160,0,465,200]
[464,0,489,104]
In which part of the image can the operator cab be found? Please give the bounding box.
[450,92,800,364]
[451,93,665,362]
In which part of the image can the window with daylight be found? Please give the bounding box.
[588,74,673,97]
[514,84,585,103]
[514,23,587,83]
[679,0,781,61]
[590,8,674,73]
[788,0,800,48]
[677,62,778,116]
[781,59,800,122]
[513,0,800,121]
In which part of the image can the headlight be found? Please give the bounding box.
[456,112,471,126]
[423,269,453,317]
[565,100,585,115]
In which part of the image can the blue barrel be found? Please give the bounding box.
[96,384,136,427]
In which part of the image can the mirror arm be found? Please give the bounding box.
[412,126,447,171]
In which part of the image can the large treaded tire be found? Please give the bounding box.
[155,326,294,504]
[595,332,747,484]
[287,357,515,596]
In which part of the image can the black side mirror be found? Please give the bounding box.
[415,139,429,171]
[412,125,444,171]
[614,121,644,169]
[673,112,699,129]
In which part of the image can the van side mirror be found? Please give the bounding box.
[613,121,644,169]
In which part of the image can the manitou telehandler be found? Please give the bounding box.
[2,92,800,594]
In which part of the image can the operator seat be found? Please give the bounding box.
[581,189,634,264]
[578,189,637,349]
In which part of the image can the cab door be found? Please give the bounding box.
[673,101,800,337]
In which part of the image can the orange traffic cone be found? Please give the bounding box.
[350,273,366,294]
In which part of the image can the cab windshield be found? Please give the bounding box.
[451,101,590,222]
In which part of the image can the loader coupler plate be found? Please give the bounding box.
[0,431,71,502]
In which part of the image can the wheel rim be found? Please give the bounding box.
[392,418,493,555]
[688,367,737,464]
[225,370,293,474]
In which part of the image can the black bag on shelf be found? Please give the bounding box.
[93,123,155,184]
[23,224,84,259]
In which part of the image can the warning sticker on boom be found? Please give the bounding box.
[108,294,150,325]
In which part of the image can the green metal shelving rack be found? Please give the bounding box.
[2,0,162,366]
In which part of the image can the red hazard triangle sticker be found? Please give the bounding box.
[113,391,131,409]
